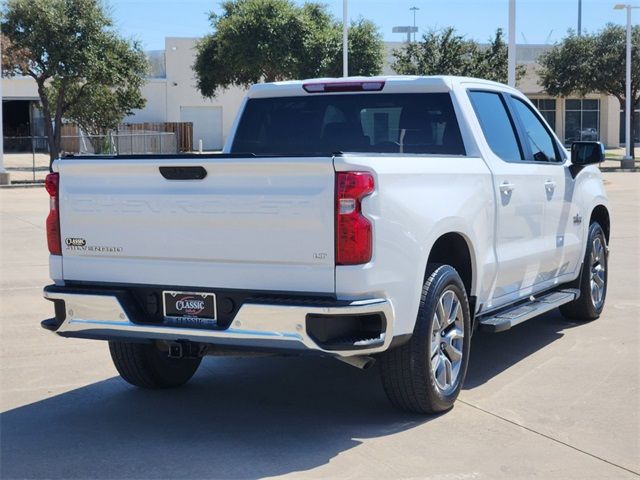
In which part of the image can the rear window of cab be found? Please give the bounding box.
[231,93,466,156]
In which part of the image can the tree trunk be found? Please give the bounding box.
[52,83,66,165]
[86,130,110,154]
[35,82,58,169]
[35,80,67,168]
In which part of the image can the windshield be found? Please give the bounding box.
[231,93,465,156]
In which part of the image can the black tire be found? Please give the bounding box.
[108,341,202,389]
[379,264,472,414]
[560,222,608,321]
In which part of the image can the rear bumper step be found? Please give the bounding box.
[477,288,580,333]
[42,286,394,357]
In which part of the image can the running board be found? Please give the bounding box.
[478,289,580,333]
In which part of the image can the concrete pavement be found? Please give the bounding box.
[0,174,638,479]
[1,153,49,183]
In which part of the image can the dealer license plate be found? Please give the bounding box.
[163,291,217,326]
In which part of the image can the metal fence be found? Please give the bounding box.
[1,145,49,184]
[4,132,178,155]
[2,132,179,183]
[73,132,178,155]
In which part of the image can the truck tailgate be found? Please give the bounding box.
[57,156,336,293]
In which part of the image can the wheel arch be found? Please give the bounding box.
[426,232,475,299]
[590,204,610,244]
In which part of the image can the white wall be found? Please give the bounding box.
[164,37,247,148]
[124,79,167,123]
[180,106,223,150]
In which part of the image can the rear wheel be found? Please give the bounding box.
[379,264,471,414]
[109,341,202,389]
[560,222,608,321]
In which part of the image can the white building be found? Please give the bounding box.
[128,38,246,150]
[2,37,638,152]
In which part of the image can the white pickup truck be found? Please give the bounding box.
[42,76,610,413]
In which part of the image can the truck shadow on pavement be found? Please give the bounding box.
[1,309,576,479]
[1,356,431,479]
[464,308,580,389]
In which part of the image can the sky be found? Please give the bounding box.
[108,0,634,51]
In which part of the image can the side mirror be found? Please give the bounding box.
[571,141,605,166]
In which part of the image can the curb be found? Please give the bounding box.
[0,183,45,189]
[600,168,639,173]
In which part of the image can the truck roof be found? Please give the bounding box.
[247,75,519,98]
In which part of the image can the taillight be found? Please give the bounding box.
[45,173,61,255]
[335,172,374,265]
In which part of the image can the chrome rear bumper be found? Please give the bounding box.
[43,287,394,357]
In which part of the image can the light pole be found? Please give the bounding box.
[578,0,582,36]
[614,3,638,167]
[410,6,420,43]
[0,33,8,185]
[508,0,516,87]
[343,0,348,77]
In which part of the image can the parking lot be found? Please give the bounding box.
[0,174,638,479]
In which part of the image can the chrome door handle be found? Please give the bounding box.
[544,180,556,191]
[500,181,515,194]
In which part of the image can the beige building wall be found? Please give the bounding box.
[600,97,622,147]
[518,64,620,147]
[517,64,545,94]
[3,77,38,100]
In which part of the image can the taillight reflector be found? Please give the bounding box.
[303,81,385,93]
[45,173,62,255]
[335,172,374,265]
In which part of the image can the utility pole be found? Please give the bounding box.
[578,0,582,35]
[410,6,420,42]
[508,0,516,87]
[615,3,638,167]
[343,0,348,77]
[625,5,632,162]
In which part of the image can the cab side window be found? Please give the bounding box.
[511,97,560,162]
[469,91,523,162]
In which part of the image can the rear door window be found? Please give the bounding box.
[231,93,466,155]
[468,90,523,162]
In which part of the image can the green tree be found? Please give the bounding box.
[471,28,513,83]
[297,4,382,79]
[336,18,384,77]
[62,43,147,154]
[539,24,640,158]
[1,0,147,164]
[194,0,384,98]
[392,27,523,84]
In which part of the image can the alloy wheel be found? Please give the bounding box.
[590,236,606,310]
[430,289,465,394]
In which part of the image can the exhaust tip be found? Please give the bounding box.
[336,355,376,370]
[360,357,376,370]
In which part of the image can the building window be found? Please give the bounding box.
[529,98,556,131]
[564,99,600,144]
[619,99,640,145]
